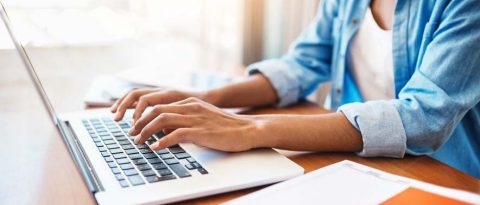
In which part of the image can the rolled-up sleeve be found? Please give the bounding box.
[246,60,300,107]
[339,1,480,158]
[245,0,339,107]
[338,101,407,158]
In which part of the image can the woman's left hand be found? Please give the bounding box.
[128,97,259,152]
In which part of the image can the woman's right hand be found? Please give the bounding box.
[110,88,206,122]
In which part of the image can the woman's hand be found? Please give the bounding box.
[128,97,259,152]
[110,88,207,122]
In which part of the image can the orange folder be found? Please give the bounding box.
[381,187,472,205]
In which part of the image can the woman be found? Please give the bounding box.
[111,0,480,178]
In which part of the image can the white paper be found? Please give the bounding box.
[83,75,154,106]
[225,160,480,205]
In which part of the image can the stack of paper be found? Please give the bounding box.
[225,160,480,205]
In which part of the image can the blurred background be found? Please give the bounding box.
[0,0,323,113]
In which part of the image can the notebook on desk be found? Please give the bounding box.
[225,160,480,205]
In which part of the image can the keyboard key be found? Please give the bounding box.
[191,162,202,168]
[198,167,209,175]
[118,140,130,145]
[101,136,113,141]
[116,158,130,164]
[119,180,129,188]
[131,158,147,165]
[92,138,102,142]
[174,153,190,159]
[185,164,195,170]
[136,144,148,149]
[168,146,185,154]
[112,132,124,137]
[136,164,151,171]
[112,167,121,174]
[106,144,119,149]
[139,148,154,154]
[152,163,167,170]
[120,164,134,170]
[145,175,176,183]
[147,158,162,164]
[169,164,191,178]
[98,133,110,137]
[128,175,145,186]
[145,176,159,183]
[116,136,128,141]
[155,149,169,155]
[121,144,135,150]
[155,131,165,138]
[107,162,117,168]
[124,169,139,176]
[160,153,174,160]
[98,146,107,152]
[165,159,179,165]
[101,152,110,157]
[186,158,196,163]
[104,156,114,162]
[144,153,157,159]
[119,122,130,128]
[110,148,123,154]
[95,142,104,147]
[128,154,143,160]
[113,153,127,159]
[97,132,108,136]
[115,174,125,180]
[103,139,116,145]
[125,149,139,155]
[141,170,157,177]
[157,168,173,176]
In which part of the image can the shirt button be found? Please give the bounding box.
[352,18,358,25]
[336,88,342,94]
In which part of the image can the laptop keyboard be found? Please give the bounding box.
[81,117,208,188]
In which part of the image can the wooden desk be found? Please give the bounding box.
[0,49,478,205]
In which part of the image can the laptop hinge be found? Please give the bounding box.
[57,119,103,193]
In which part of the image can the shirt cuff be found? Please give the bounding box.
[246,59,300,107]
[338,100,407,158]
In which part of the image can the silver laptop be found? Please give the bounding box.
[0,2,303,204]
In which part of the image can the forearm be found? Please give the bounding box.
[201,74,278,108]
[249,112,363,152]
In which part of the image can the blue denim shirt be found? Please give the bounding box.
[247,0,480,178]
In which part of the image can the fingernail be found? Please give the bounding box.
[134,136,140,144]
[128,128,135,135]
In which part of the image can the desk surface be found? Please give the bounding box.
[0,49,478,204]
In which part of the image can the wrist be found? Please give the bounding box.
[198,89,222,107]
[244,115,277,149]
